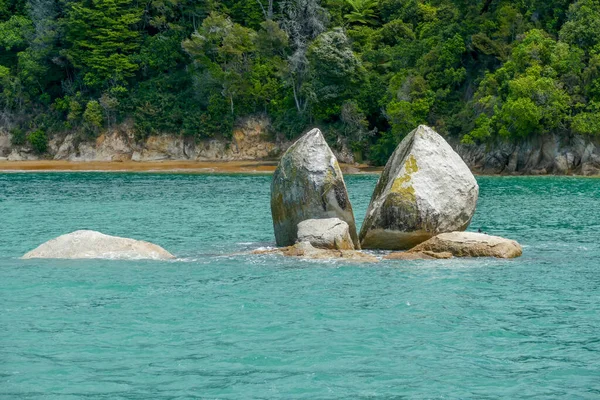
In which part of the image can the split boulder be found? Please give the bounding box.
[360,125,479,250]
[271,128,359,248]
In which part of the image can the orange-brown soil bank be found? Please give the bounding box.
[0,160,381,174]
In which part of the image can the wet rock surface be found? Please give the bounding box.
[408,231,523,259]
[384,251,453,260]
[252,241,378,263]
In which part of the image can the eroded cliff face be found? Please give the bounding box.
[0,131,12,158]
[0,118,290,163]
[2,118,600,175]
[453,135,600,176]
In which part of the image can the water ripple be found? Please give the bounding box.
[0,174,599,398]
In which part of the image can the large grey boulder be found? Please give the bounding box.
[407,231,522,259]
[271,128,359,247]
[360,125,479,250]
[297,218,354,250]
[22,230,175,260]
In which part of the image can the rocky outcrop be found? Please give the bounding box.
[360,125,479,250]
[270,128,359,248]
[384,251,453,260]
[22,230,175,260]
[454,134,600,176]
[407,231,523,258]
[15,117,291,163]
[297,218,355,250]
[253,241,378,262]
[0,129,11,159]
[5,114,600,175]
[66,131,134,162]
[131,135,186,161]
[1,129,38,160]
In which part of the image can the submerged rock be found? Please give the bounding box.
[253,241,378,263]
[360,125,479,250]
[22,230,175,260]
[408,231,522,259]
[270,128,359,248]
[297,218,354,250]
[384,251,453,260]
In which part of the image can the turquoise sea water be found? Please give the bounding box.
[1,173,599,399]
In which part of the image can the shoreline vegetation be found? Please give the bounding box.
[3,0,600,169]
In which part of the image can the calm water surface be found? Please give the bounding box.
[1,173,599,399]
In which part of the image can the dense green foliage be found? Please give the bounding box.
[2,0,600,163]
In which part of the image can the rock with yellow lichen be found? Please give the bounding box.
[359,125,479,250]
[270,128,359,248]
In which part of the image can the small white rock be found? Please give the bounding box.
[22,230,175,260]
[297,218,355,250]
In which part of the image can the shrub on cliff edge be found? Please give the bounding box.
[28,129,48,154]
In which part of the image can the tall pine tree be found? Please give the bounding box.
[63,0,141,89]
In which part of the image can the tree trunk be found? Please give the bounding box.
[257,0,274,20]
[480,0,494,14]
[291,78,302,113]
[256,0,268,20]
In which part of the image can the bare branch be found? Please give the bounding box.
[256,0,268,20]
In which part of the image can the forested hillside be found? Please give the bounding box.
[1,0,599,164]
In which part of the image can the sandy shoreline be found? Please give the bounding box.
[0,160,383,174]
[2,160,595,177]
